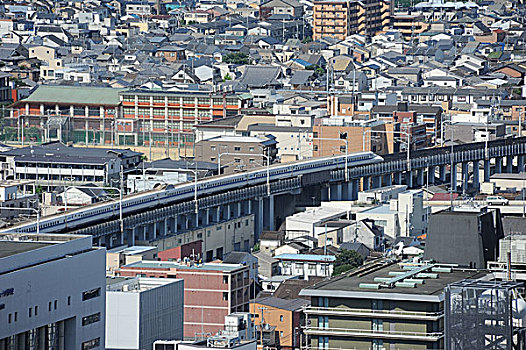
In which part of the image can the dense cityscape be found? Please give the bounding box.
[1,0,526,349]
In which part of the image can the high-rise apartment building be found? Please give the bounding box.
[313,0,391,40]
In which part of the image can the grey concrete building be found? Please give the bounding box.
[424,208,503,268]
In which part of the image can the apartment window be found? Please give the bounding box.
[29,307,32,318]
[280,315,284,322]
[82,288,101,301]
[8,313,11,323]
[183,97,195,104]
[153,96,164,103]
[234,158,241,163]
[82,312,101,326]
[249,159,255,163]
[123,107,135,115]
[49,302,52,311]
[198,97,209,104]
[234,146,241,151]
[223,292,229,301]
[35,306,38,316]
[14,312,17,322]
[153,109,165,116]
[138,107,149,116]
[223,276,229,284]
[122,95,134,102]
[68,296,71,306]
[211,146,216,151]
[280,331,284,337]
[137,96,149,103]
[82,338,100,350]
[314,145,319,151]
[54,300,57,310]
[183,109,195,117]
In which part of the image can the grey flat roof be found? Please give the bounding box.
[255,296,309,311]
[2,141,142,164]
[0,241,52,258]
[300,262,487,301]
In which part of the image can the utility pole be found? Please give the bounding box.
[258,306,268,349]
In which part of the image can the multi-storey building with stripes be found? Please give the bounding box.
[9,85,247,151]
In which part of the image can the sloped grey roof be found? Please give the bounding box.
[239,65,282,88]
[289,70,314,85]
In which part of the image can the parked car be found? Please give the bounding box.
[486,196,509,206]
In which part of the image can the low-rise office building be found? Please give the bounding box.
[106,277,184,350]
[0,233,106,349]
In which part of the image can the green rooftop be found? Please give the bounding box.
[21,85,125,106]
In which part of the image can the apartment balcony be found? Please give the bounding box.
[304,306,443,321]
[304,326,444,342]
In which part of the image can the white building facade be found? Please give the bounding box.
[106,277,184,350]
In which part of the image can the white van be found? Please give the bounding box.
[486,196,509,206]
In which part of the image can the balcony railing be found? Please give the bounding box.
[304,326,444,342]
[304,306,443,321]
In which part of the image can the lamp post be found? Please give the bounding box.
[522,164,525,218]
[63,185,123,234]
[311,137,348,181]
[184,168,199,219]
[217,152,271,196]
[1,206,40,234]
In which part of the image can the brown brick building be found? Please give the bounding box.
[312,119,395,157]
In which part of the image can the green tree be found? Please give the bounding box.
[333,249,363,276]
[306,64,325,75]
[224,52,249,65]
[302,36,313,43]
[223,73,232,81]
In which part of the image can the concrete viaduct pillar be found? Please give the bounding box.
[495,157,503,174]
[484,159,491,183]
[461,162,469,194]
